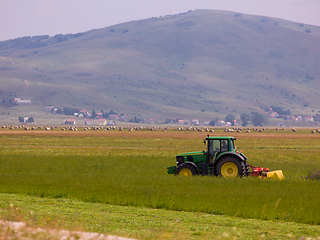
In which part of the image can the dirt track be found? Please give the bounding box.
[0,220,136,240]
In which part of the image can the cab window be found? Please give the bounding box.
[221,140,229,152]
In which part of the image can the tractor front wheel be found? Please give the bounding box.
[175,164,197,176]
[215,156,245,178]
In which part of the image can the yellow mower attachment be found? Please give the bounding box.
[250,165,284,180]
[266,170,284,180]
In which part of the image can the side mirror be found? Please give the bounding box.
[203,139,206,145]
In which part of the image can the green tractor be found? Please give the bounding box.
[167,135,249,178]
[167,135,284,179]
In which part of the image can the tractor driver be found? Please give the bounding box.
[221,140,228,152]
[209,140,220,163]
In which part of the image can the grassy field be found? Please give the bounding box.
[0,128,320,239]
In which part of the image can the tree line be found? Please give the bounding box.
[208,112,268,127]
[53,107,118,119]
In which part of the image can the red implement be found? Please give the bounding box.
[249,165,270,178]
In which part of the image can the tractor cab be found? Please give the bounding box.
[206,136,236,163]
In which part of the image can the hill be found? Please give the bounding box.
[1,9,320,123]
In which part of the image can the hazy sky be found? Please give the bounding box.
[1,0,320,41]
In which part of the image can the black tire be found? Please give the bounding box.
[175,164,197,176]
[214,156,246,178]
[243,160,250,176]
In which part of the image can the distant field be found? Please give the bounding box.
[0,129,319,239]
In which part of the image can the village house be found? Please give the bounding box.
[304,116,313,122]
[191,119,199,125]
[108,114,119,120]
[64,119,76,125]
[14,98,32,105]
[215,120,226,126]
[270,112,278,118]
[77,110,89,118]
[96,112,103,119]
[97,119,107,125]
[77,112,86,118]
[232,120,239,126]
[146,118,154,124]
[177,119,184,125]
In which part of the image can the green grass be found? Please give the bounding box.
[0,132,320,227]
[1,193,319,240]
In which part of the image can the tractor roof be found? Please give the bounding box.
[206,135,235,140]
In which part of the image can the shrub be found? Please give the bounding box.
[305,170,320,181]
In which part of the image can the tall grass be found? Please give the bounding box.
[0,133,319,225]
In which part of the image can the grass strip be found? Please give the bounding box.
[0,193,319,240]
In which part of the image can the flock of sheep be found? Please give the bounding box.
[1,125,320,133]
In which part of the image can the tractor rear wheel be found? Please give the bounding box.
[175,164,197,176]
[215,156,245,178]
[244,160,250,176]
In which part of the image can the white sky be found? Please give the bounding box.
[0,0,320,41]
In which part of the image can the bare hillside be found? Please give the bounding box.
[1,9,320,121]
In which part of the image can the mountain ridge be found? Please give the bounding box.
[1,9,320,122]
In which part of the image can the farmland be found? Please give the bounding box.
[0,127,320,239]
